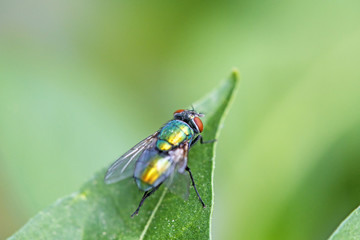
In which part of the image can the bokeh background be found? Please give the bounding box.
[1,0,360,239]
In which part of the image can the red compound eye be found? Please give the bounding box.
[173,109,185,115]
[194,117,203,133]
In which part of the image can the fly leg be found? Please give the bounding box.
[131,183,163,217]
[190,135,216,148]
[186,166,205,208]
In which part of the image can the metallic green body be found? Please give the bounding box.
[134,120,194,191]
[156,120,194,151]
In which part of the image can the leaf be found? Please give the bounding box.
[328,205,360,240]
[8,70,239,240]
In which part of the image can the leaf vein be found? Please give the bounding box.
[139,188,168,240]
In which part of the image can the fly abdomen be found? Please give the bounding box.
[134,149,174,191]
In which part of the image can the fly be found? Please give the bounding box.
[104,109,214,217]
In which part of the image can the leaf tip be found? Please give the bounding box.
[230,68,240,82]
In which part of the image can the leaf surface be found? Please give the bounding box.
[329,205,360,240]
[8,70,239,240]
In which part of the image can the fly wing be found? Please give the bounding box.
[104,131,159,184]
[165,171,191,200]
[169,143,189,173]
[165,143,191,200]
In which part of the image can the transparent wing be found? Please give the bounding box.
[104,131,159,184]
[165,143,190,200]
[169,143,189,173]
[165,171,190,200]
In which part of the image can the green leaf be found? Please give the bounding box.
[8,70,239,240]
[328,205,360,240]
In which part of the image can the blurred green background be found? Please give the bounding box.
[1,0,360,239]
